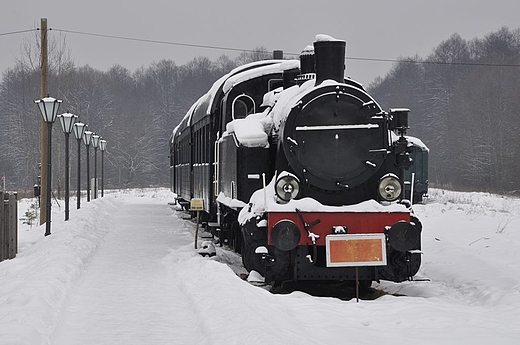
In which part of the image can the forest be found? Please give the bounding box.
[1,27,520,194]
[0,32,271,193]
[370,27,520,194]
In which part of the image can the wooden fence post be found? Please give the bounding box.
[8,193,18,259]
[0,191,4,261]
[0,192,18,262]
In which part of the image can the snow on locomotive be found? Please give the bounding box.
[170,35,423,287]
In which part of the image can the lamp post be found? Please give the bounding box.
[99,139,107,197]
[73,122,86,209]
[83,130,93,202]
[34,96,62,236]
[91,134,100,199]
[57,112,78,221]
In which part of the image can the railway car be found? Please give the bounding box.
[170,35,424,288]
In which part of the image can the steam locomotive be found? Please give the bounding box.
[170,35,423,287]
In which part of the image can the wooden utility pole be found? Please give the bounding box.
[40,18,48,225]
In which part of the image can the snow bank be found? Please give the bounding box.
[0,195,124,344]
[2,188,520,344]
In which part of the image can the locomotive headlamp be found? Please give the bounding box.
[275,172,301,201]
[378,173,402,202]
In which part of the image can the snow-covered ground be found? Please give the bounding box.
[1,188,520,344]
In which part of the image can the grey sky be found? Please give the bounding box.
[1,0,519,85]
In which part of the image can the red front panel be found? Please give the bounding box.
[267,211,410,246]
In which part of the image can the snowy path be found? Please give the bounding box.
[53,198,209,345]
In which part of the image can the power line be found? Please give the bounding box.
[4,27,520,68]
[348,55,520,67]
[53,28,520,68]
[0,29,37,37]
[52,28,261,54]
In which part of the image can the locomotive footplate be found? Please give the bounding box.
[294,246,379,281]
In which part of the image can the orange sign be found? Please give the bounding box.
[326,234,387,267]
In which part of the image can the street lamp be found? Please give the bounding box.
[91,134,100,199]
[34,96,62,236]
[57,112,78,221]
[83,130,93,202]
[73,122,86,209]
[99,139,107,197]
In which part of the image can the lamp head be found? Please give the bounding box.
[57,112,78,134]
[99,139,107,151]
[34,96,63,123]
[92,134,100,148]
[73,122,87,140]
[83,130,94,146]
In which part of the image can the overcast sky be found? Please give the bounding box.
[1,0,520,85]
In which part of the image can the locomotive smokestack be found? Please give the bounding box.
[295,45,315,85]
[300,45,315,74]
[283,68,300,88]
[313,35,346,85]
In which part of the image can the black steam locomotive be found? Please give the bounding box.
[170,35,423,287]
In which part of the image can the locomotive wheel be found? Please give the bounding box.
[357,280,373,295]
[267,247,291,282]
[241,219,268,274]
[241,237,265,275]
[379,251,421,282]
[241,234,292,282]
[335,279,372,296]
[231,221,242,254]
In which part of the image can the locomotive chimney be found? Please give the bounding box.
[273,50,284,59]
[295,45,315,85]
[313,35,346,85]
[283,68,300,88]
[300,45,315,74]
